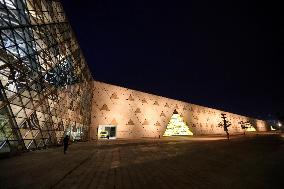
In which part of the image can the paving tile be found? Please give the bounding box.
[0,135,283,189]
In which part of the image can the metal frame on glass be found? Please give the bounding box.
[0,0,92,154]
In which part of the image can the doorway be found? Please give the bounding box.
[98,125,117,139]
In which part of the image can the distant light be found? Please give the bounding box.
[278,122,282,127]
[270,126,276,131]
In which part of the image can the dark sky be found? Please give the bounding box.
[61,0,283,120]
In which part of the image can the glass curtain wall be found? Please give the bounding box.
[0,0,92,154]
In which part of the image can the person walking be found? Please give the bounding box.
[63,135,70,154]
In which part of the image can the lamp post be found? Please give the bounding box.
[278,122,282,133]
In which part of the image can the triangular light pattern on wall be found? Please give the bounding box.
[246,125,256,132]
[163,110,193,136]
[160,112,166,117]
[134,108,141,113]
[126,119,135,125]
[142,98,147,103]
[100,104,110,111]
[142,119,149,125]
[110,93,119,99]
[153,101,159,105]
[155,121,161,126]
[127,94,134,101]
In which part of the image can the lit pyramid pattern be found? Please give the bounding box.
[163,111,193,136]
[246,125,256,132]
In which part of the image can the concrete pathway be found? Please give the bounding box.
[0,134,283,189]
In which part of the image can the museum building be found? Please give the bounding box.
[0,0,269,155]
[90,81,268,140]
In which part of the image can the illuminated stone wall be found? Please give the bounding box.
[0,0,270,155]
[91,81,269,139]
[0,0,92,154]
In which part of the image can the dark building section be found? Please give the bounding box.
[0,0,92,154]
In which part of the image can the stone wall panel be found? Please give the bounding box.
[91,81,269,139]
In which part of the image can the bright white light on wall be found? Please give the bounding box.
[270,126,276,131]
[163,113,193,136]
[246,125,256,132]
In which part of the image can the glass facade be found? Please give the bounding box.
[0,0,92,154]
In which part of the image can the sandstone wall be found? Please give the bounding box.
[90,81,269,139]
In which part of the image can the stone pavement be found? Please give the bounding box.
[0,134,283,189]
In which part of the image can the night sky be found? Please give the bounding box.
[61,0,283,120]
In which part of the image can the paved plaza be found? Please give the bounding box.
[0,134,283,189]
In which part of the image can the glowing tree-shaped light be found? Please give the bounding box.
[163,110,193,136]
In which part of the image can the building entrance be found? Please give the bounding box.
[98,125,117,139]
